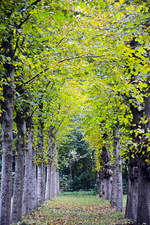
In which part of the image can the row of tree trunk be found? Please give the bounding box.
[0,3,61,223]
[98,126,123,212]
[0,110,60,225]
[98,93,150,224]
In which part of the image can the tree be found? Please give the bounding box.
[0,1,43,223]
[11,108,26,223]
[98,145,112,201]
[110,126,123,212]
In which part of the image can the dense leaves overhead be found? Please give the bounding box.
[0,1,150,225]
[0,0,149,166]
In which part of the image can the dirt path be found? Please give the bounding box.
[21,193,134,225]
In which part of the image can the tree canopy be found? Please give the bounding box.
[0,0,150,224]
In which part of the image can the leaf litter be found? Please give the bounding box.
[19,194,134,225]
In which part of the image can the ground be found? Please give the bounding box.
[19,192,135,225]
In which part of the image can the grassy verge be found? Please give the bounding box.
[18,192,133,225]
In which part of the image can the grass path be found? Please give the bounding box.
[20,193,132,225]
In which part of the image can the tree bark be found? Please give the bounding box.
[43,165,46,202]
[125,90,150,223]
[11,113,26,223]
[45,127,55,200]
[136,161,150,225]
[37,118,45,205]
[50,163,57,199]
[110,127,123,212]
[31,151,37,210]
[125,97,143,219]
[98,146,112,201]
[45,164,51,200]
[99,169,112,201]
[37,163,45,205]
[53,165,57,198]
[0,65,14,225]
[50,143,58,199]
[125,160,139,220]
[56,171,60,196]
[23,123,33,215]
[136,94,150,225]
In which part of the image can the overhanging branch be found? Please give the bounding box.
[58,55,103,63]
[17,0,42,28]
[23,68,49,86]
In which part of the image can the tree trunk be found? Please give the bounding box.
[45,127,55,200]
[136,94,150,225]
[125,97,144,220]
[0,65,14,225]
[53,165,57,198]
[11,113,26,223]
[56,171,60,196]
[37,118,45,205]
[50,163,57,199]
[45,164,51,200]
[43,165,46,202]
[137,161,150,225]
[125,161,139,220]
[110,127,123,212]
[98,146,112,201]
[37,163,45,205]
[99,169,112,201]
[23,126,33,215]
[31,157,37,210]
[126,89,150,223]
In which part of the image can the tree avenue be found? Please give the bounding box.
[0,0,149,225]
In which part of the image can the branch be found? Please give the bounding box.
[17,14,31,29]
[46,80,55,89]
[12,37,19,57]
[17,0,42,28]
[56,37,65,48]
[58,55,103,63]
[18,55,101,88]
[23,68,49,85]
[26,0,42,11]
[55,29,72,48]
